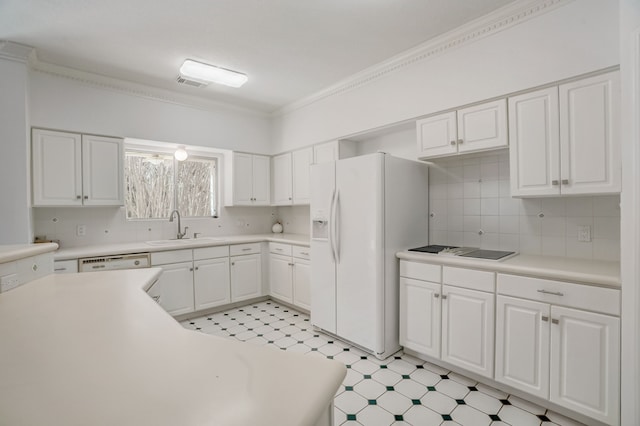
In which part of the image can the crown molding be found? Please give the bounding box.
[0,41,35,63]
[29,59,271,118]
[274,0,573,117]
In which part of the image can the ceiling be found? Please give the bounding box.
[0,0,516,113]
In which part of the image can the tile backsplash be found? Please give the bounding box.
[428,150,620,261]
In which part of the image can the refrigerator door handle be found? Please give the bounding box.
[329,189,337,263]
[334,190,340,264]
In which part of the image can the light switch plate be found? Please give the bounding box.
[577,225,592,242]
[76,225,86,236]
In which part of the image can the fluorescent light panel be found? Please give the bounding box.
[180,59,248,88]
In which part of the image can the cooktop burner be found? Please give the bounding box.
[408,245,458,254]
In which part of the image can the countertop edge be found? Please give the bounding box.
[0,243,59,264]
[53,234,310,260]
[396,251,621,288]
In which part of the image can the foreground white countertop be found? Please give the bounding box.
[55,233,310,260]
[0,242,58,263]
[0,269,345,426]
[397,251,620,288]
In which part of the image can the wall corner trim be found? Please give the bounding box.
[0,40,35,63]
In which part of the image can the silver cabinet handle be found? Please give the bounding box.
[450,140,456,146]
[189,267,194,271]
[76,195,82,199]
[551,318,559,324]
[457,139,463,144]
[288,197,292,200]
[562,179,569,185]
[537,289,564,296]
[541,316,549,322]
[288,263,294,266]
[195,267,199,271]
[300,252,309,256]
[84,195,88,199]
[434,294,440,298]
[54,268,67,272]
[242,248,251,251]
[442,294,448,300]
[552,180,559,186]
[231,262,235,266]
[275,248,283,251]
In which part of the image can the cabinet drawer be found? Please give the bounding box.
[292,245,310,260]
[193,245,229,260]
[400,261,441,282]
[443,266,495,292]
[230,243,261,256]
[497,274,620,316]
[269,242,292,256]
[151,249,193,265]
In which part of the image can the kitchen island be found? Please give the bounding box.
[0,268,345,426]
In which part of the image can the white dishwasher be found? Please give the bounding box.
[78,253,151,272]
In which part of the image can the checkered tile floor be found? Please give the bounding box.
[181,300,583,426]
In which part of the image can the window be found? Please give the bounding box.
[125,150,218,219]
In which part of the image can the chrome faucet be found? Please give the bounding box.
[169,210,188,239]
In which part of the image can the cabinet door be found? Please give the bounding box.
[313,141,339,164]
[441,285,494,378]
[495,296,550,399]
[81,135,124,206]
[292,147,313,205]
[457,99,508,154]
[251,154,271,205]
[233,153,254,205]
[32,129,83,206]
[416,111,458,158]
[559,71,621,195]
[269,253,293,303]
[399,277,441,358]
[550,306,620,425]
[230,254,262,302]
[272,153,292,205]
[156,261,194,316]
[508,87,561,197]
[194,257,230,310]
[292,258,311,311]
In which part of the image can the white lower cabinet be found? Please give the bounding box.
[268,243,311,310]
[270,253,293,302]
[400,260,621,426]
[230,253,262,302]
[496,273,620,425]
[194,257,231,310]
[154,261,195,316]
[441,284,494,378]
[399,277,441,358]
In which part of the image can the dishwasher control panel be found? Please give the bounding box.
[78,253,151,272]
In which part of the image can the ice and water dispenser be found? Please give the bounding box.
[312,210,329,240]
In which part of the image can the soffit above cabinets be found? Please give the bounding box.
[0,0,517,113]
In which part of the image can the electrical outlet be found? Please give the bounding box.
[76,225,86,236]
[577,225,592,242]
[0,274,19,292]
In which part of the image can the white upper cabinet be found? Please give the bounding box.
[313,141,340,164]
[510,71,620,197]
[559,72,620,195]
[272,152,293,205]
[417,99,507,159]
[32,129,123,207]
[225,152,270,206]
[292,147,312,204]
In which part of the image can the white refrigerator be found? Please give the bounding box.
[310,152,429,359]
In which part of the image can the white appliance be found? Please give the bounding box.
[78,253,151,272]
[310,152,429,359]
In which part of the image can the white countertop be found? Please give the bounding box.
[0,268,345,426]
[397,251,620,288]
[54,233,310,260]
[0,242,58,263]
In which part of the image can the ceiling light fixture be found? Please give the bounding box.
[179,59,248,88]
[174,146,188,161]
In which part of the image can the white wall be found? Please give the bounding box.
[29,71,272,154]
[0,57,31,244]
[273,0,619,153]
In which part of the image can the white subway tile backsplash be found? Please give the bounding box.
[426,154,619,261]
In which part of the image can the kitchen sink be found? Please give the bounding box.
[145,237,226,246]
